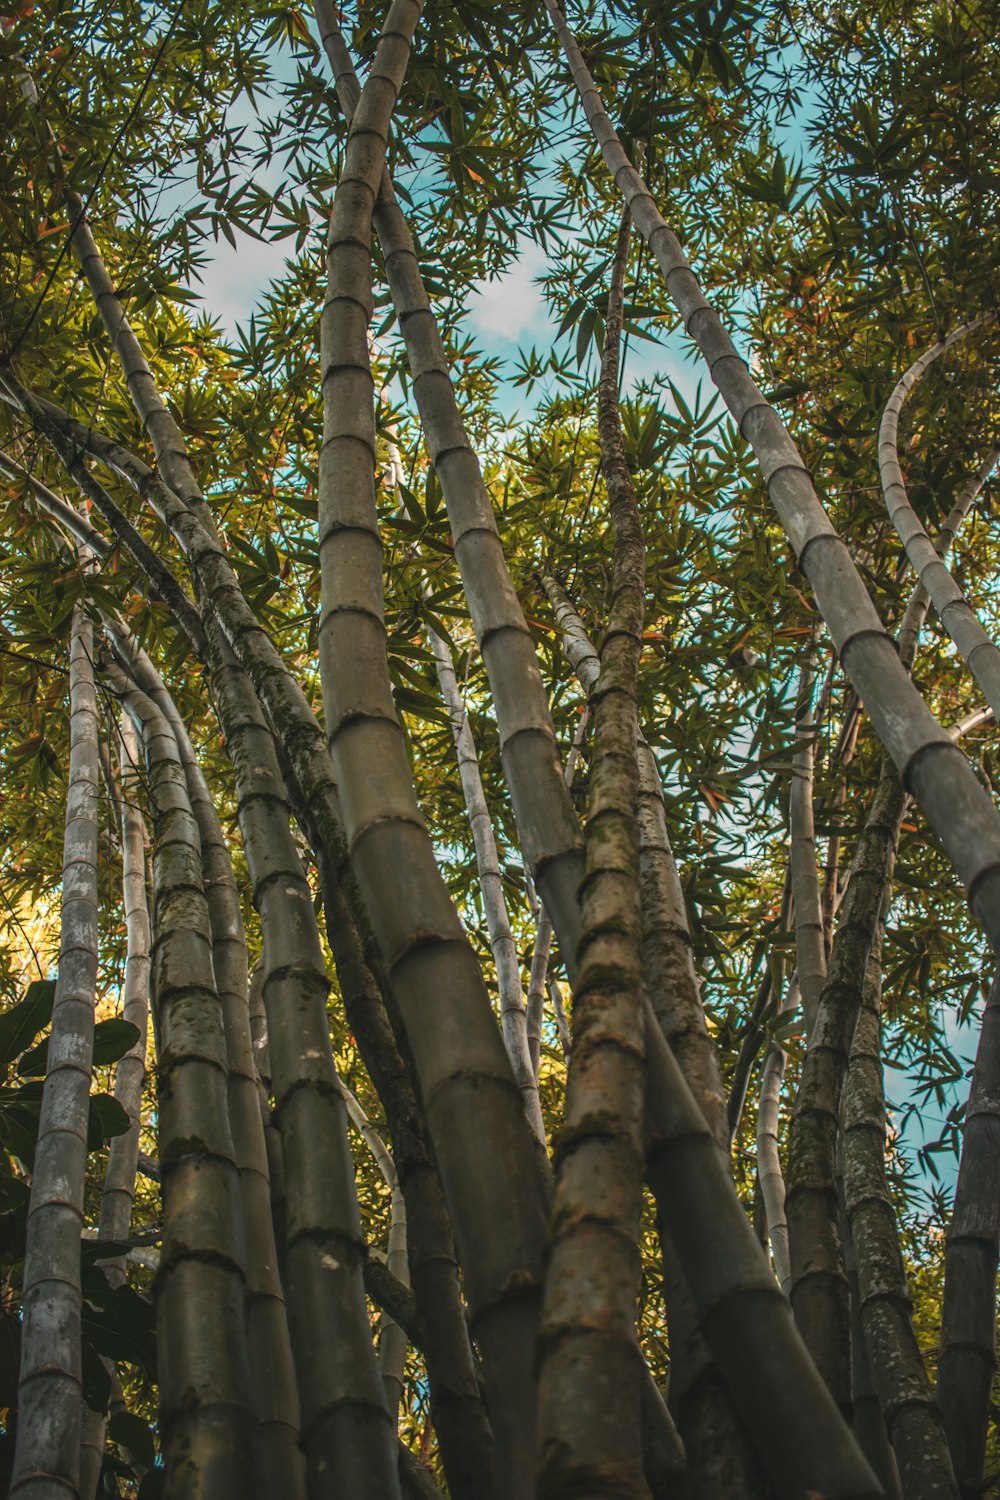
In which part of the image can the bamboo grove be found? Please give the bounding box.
[0,0,999,1494]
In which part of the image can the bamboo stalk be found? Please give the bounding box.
[786,763,906,1415]
[843,923,959,1499]
[104,666,258,1500]
[12,604,100,1500]
[879,328,1000,715]
[790,660,827,1037]
[425,622,546,1140]
[937,968,1000,1495]
[78,713,152,1499]
[756,977,800,1294]
[545,0,1000,965]
[319,4,554,1492]
[537,210,649,1495]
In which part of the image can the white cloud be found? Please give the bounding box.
[466,241,550,343]
[192,229,294,333]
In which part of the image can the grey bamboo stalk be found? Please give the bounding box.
[103,628,305,1499]
[537,209,650,1495]
[841,1168,901,1500]
[105,666,258,1500]
[335,1079,409,1427]
[843,923,959,1499]
[895,447,1000,675]
[545,0,1000,965]
[313,0,587,963]
[78,713,151,1500]
[756,977,800,1294]
[790,660,827,1036]
[786,762,907,1416]
[12,604,100,1500]
[424,620,545,1140]
[937,967,1000,1495]
[318,4,551,1492]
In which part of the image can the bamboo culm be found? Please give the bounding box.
[937,968,1000,1495]
[536,210,649,1495]
[843,923,959,1499]
[78,714,151,1500]
[785,763,906,1416]
[756,977,800,1294]
[789,660,827,1037]
[545,0,1000,966]
[879,325,1000,715]
[318,3,551,1491]
[12,605,100,1500]
[105,666,258,1500]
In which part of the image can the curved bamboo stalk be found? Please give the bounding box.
[545,0,1000,966]
[756,977,800,1294]
[895,448,1000,675]
[536,209,649,1494]
[104,665,258,1500]
[937,968,1000,1495]
[319,6,553,1494]
[78,714,151,1499]
[786,762,906,1416]
[335,1079,410,1427]
[790,661,827,1037]
[843,923,959,1499]
[879,328,1000,714]
[12,604,100,1500]
[424,623,545,1140]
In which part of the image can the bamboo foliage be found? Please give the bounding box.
[545,0,1000,962]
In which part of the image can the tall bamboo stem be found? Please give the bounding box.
[12,605,100,1500]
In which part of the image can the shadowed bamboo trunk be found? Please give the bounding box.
[937,968,1000,1496]
[335,1078,410,1428]
[107,668,258,1500]
[78,714,151,1499]
[786,762,906,1416]
[843,922,958,1499]
[12,604,100,1500]
[536,210,649,1496]
[318,7,550,1491]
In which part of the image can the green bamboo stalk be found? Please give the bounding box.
[198,626,400,1496]
[12,604,100,1500]
[879,327,1000,715]
[937,967,1000,1495]
[78,713,151,1500]
[843,924,959,1499]
[841,1164,901,1500]
[790,660,827,1036]
[313,0,587,961]
[786,763,906,1415]
[536,210,648,1495]
[104,630,305,1498]
[104,665,258,1500]
[545,0,1000,963]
